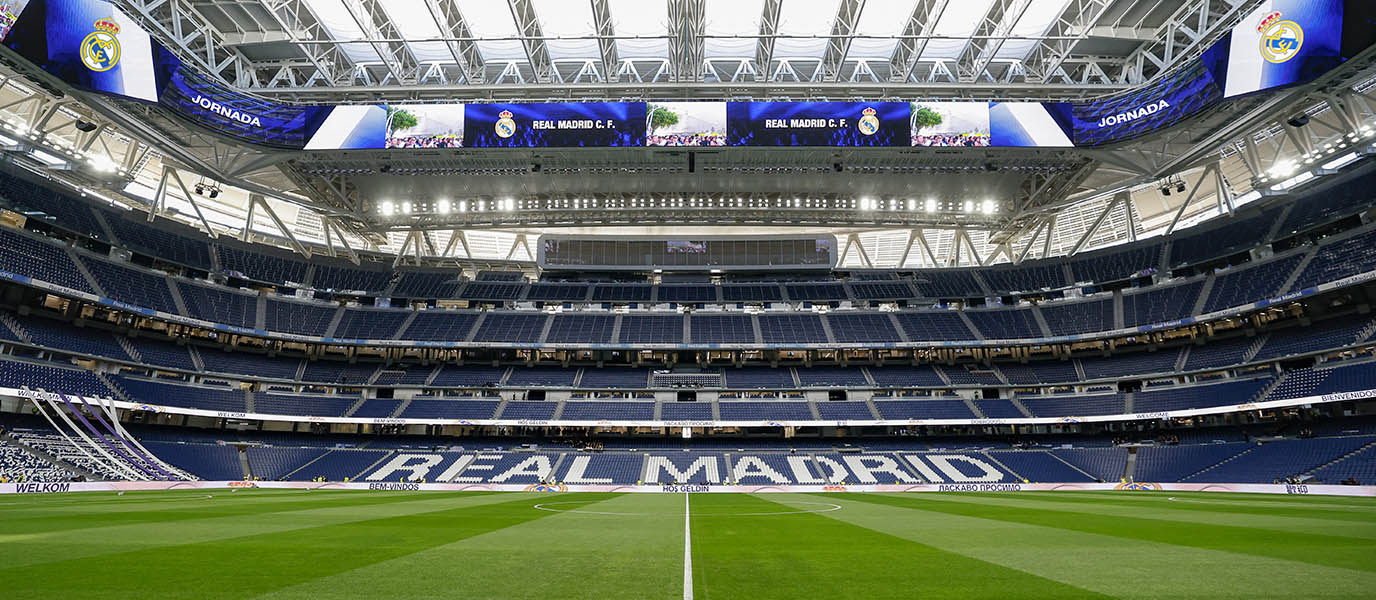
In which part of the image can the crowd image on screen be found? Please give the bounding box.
[386,135,463,149]
[647,133,726,147]
[911,133,990,147]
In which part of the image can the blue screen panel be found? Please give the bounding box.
[303,105,387,150]
[464,102,646,147]
[989,102,1073,147]
[161,66,329,149]
[1222,0,1345,98]
[1070,60,1223,146]
[727,102,909,146]
[4,0,170,102]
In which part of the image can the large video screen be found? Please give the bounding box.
[646,101,726,147]
[464,102,645,147]
[3,0,1375,151]
[4,0,169,102]
[727,101,909,146]
[1220,0,1347,98]
[990,103,1074,147]
[910,102,990,147]
[1070,59,1223,146]
[385,104,465,149]
[162,66,330,148]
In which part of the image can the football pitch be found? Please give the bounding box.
[1,489,1374,599]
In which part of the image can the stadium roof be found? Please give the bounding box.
[0,0,1373,268]
[131,0,1233,101]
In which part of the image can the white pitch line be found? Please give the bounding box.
[683,493,693,600]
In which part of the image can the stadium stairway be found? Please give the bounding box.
[1009,397,1034,418]
[1304,439,1376,477]
[94,373,130,403]
[1242,335,1269,363]
[1182,446,1259,481]
[1123,451,1137,482]
[963,397,984,418]
[1047,452,1100,481]
[342,396,369,417]
[237,449,252,480]
[979,452,1024,482]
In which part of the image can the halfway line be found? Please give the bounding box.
[683,493,693,600]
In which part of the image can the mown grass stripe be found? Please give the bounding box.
[892,491,1376,539]
[689,493,1110,600]
[0,489,499,535]
[844,492,1376,573]
[981,491,1376,522]
[254,493,684,600]
[0,491,526,569]
[781,493,1376,599]
[1,493,614,600]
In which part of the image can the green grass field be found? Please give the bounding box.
[1,489,1374,599]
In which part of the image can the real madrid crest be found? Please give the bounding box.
[1257,11,1303,64]
[495,109,517,139]
[858,107,879,136]
[81,18,121,72]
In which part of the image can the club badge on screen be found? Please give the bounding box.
[1258,11,1303,64]
[80,18,120,72]
[858,107,879,136]
[495,110,516,138]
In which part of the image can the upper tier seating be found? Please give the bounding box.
[1040,298,1114,336]
[311,262,393,294]
[827,313,902,343]
[80,256,181,315]
[619,315,684,344]
[1168,208,1281,267]
[401,311,480,341]
[912,270,984,297]
[333,308,411,340]
[545,314,615,344]
[104,215,214,270]
[722,284,783,302]
[965,308,1041,339]
[981,263,1065,294]
[216,244,307,285]
[390,270,464,299]
[1288,228,1376,292]
[690,315,755,344]
[893,311,974,341]
[1201,253,1305,313]
[1068,243,1161,284]
[263,299,337,337]
[757,314,827,344]
[472,313,546,343]
[0,228,96,294]
[526,283,590,302]
[176,281,257,329]
[1122,281,1202,327]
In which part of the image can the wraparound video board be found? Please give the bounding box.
[4,0,1374,150]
